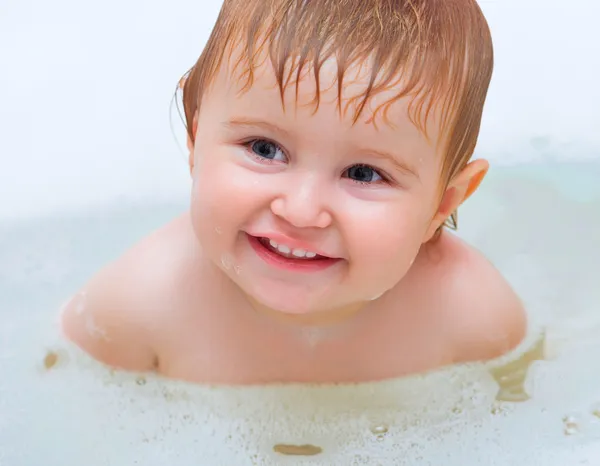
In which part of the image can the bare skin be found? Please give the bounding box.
[61,213,526,385]
[62,40,526,385]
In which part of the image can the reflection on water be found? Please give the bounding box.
[491,332,546,402]
[1,162,600,465]
[273,444,323,456]
[43,351,59,370]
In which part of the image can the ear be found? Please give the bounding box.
[187,112,198,175]
[423,158,489,242]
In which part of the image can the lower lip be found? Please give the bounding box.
[247,234,340,273]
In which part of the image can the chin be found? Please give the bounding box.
[244,280,330,316]
[256,293,318,316]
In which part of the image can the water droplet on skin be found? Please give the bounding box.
[234,265,242,275]
[369,292,384,301]
[220,254,233,270]
[84,314,110,341]
[299,327,328,349]
[75,291,87,315]
[214,227,223,235]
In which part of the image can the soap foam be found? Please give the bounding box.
[4,331,600,466]
[2,163,600,465]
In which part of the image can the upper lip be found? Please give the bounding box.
[247,232,339,259]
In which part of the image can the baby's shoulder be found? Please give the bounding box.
[418,232,528,363]
[61,213,200,371]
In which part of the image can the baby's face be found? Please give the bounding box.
[189,57,446,316]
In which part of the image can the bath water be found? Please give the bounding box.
[1,162,599,465]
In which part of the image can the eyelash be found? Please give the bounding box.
[243,138,286,164]
[241,138,391,185]
[345,164,390,186]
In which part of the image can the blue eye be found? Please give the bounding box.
[344,164,384,183]
[249,139,286,161]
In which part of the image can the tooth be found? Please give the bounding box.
[269,239,278,248]
[306,252,317,259]
[278,245,291,254]
[292,249,306,257]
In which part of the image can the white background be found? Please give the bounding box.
[0,0,598,220]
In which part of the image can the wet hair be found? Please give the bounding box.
[180,0,494,235]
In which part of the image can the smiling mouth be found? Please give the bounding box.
[247,234,340,272]
[257,237,326,260]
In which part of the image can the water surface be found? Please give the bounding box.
[1,162,599,465]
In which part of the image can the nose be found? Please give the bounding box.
[270,173,333,229]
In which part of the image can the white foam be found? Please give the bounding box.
[1,163,600,464]
[4,332,600,466]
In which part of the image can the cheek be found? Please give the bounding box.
[190,152,269,237]
[345,200,429,271]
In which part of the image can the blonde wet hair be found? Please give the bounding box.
[180,0,494,236]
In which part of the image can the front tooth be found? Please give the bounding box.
[269,239,278,248]
[306,252,317,258]
[292,249,306,258]
[277,244,291,254]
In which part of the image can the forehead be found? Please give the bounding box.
[208,46,445,144]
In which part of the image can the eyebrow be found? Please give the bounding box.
[223,117,419,179]
[363,148,420,179]
[222,117,291,138]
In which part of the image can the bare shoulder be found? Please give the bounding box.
[61,213,198,372]
[421,232,528,364]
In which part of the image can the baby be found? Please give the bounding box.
[62,0,526,384]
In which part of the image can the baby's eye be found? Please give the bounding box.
[344,164,384,184]
[248,139,286,162]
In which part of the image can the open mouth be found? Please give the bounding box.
[247,234,339,271]
[258,237,325,260]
